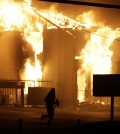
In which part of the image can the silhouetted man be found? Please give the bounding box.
[41,88,58,126]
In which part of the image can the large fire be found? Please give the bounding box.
[0,0,43,93]
[0,0,120,103]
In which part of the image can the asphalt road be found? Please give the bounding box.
[0,103,120,134]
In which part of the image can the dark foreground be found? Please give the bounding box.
[0,104,120,134]
[1,120,120,134]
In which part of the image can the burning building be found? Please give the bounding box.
[0,0,120,107]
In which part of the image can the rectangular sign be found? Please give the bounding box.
[93,74,120,96]
[27,87,52,105]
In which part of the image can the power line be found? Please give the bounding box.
[23,0,75,38]
[27,0,120,41]
[81,28,120,42]
[38,0,120,9]
[45,12,120,41]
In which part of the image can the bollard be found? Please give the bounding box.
[19,118,23,134]
[76,119,81,128]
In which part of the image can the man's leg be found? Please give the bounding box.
[41,107,49,121]
[41,114,49,121]
[47,108,54,126]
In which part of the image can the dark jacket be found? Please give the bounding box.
[44,89,56,107]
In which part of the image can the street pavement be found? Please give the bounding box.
[0,103,120,134]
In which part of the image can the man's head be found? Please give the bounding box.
[51,88,55,93]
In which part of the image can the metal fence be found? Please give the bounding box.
[0,79,54,106]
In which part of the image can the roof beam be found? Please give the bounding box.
[38,0,120,9]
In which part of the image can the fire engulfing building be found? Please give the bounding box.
[0,27,120,108]
[0,0,120,108]
[0,28,88,108]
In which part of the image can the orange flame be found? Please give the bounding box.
[1,0,120,101]
[0,0,43,94]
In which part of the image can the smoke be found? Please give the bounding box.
[110,38,120,73]
[91,7,120,29]
[0,31,34,79]
[0,31,19,79]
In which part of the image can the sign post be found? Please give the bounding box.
[93,74,120,121]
